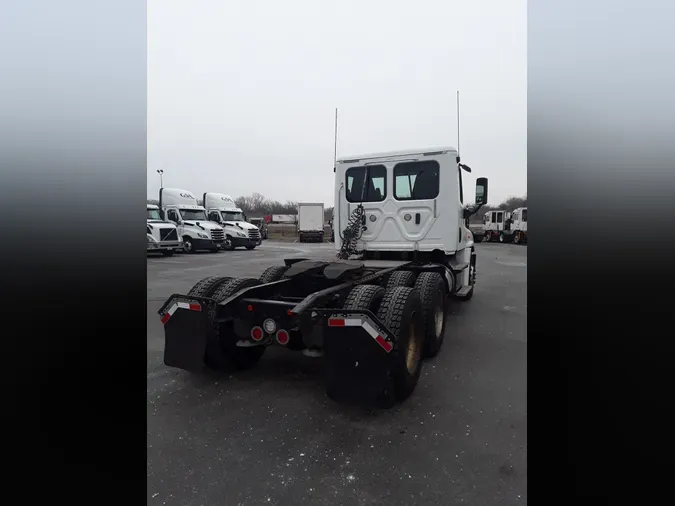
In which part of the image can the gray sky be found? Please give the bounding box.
[148,0,526,206]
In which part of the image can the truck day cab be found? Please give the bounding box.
[203,193,261,250]
[147,204,182,256]
[158,146,489,408]
[159,188,225,253]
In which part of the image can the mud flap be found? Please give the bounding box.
[322,312,395,404]
[160,298,211,372]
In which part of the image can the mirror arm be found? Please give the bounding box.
[463,202,484,219]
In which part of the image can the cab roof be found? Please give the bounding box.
[337,146,458,164]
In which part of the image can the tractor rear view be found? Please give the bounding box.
[158,147,489,407]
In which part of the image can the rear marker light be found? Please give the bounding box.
[276,330,290,346]
[263,318,277,334]
[251,326,264,341]
[247,304,254,312]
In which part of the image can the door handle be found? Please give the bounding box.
[415,213,421,225]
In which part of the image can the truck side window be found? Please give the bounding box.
[497,212,503,224]
[209,212,220,223]
[394,160,440,201]
[522,209,527,222]
[167,209,179,222]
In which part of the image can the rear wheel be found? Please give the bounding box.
[385,270,416,291]
[376,286,425,406]
[342,284,385,313]
[514,231,521,244]
[205,277,265,370]
[414,272,447,358]
[187,276,232,297]
[259,265,289,284]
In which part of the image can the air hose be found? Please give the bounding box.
[336,205,365,259]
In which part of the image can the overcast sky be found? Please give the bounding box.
[148,0,526,206]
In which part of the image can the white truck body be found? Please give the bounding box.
[297,203,325,242]
[147,204,182,254]
[203,193,261,250]
[159,188,225,253]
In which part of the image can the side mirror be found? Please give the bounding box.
[475,177,488,206]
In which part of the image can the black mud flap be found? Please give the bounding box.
[322,311,396,405]
[158,295,213,373]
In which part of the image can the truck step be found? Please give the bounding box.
[450,262,469,273]
[455,285,473,297]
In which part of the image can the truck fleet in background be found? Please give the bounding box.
[482,207,528,244]
[148,187,526,255]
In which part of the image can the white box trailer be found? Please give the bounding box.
[297,203,325,242]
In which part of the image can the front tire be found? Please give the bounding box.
[222,236,235,251]
[162,250,174,257]
[246,245,256,250]
[183,236,195,254]
[514,231,521,244]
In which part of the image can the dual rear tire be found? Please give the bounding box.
[332,270,447,407]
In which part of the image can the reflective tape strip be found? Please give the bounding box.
[160,301,202,325]
[328,315,393,353]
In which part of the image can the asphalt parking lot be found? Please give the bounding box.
[147,241,527,506]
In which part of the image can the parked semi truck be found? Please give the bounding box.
[147,204,182,256]
[483,209,506,242]
[248,217,268,240]
[202,193,261,250]
[483,207,527,244]
[159,188,225,253]
[158,146,488,408]
[297,202,325,242]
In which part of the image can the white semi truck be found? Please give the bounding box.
[147,204,182,256]
[159,188,225,253]
[297,202,325,242]
[202,193,261,250]
[158,146,488,408]
[483,209,506,242]
[483,207,527,244]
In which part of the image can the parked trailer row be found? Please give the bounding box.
[158,146,490,408]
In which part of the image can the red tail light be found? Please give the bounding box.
[251,326,263,341]
[276,330,290,346]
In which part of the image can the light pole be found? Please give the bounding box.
[156,169,164,188]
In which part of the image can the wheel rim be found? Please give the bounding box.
[514,232,520,243]
[405,311,422,374]
[499,234,504,242]
[433,298,444,340]
[224,238,232,249]
[184,239,192,252]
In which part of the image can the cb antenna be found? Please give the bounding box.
[333,108,338,171]
[456,90,461,163]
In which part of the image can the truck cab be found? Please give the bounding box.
[147,204,182,256]
[203,193,261,250]
[159,188,225,253]
[483,209,506,242]
[248,217,268,240]
[507,207,527,244]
